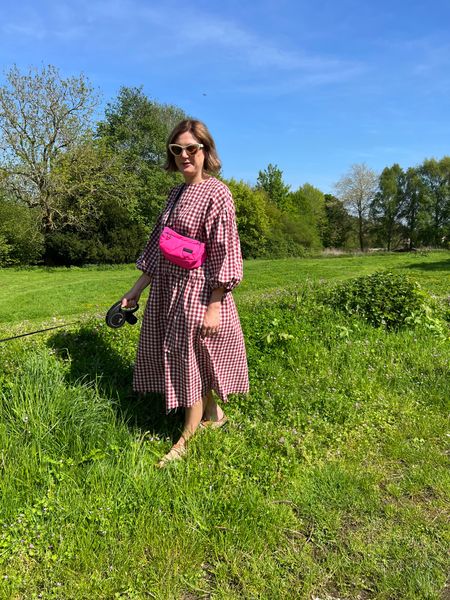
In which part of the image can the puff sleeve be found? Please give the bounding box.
[204,189,243,293]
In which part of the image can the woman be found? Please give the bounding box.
[121,119,248,467]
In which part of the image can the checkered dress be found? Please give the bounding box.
[133,177,249,412]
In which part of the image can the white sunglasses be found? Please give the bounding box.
[168,143,204,156]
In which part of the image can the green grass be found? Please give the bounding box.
[1,250,449,330]
[0,252,449,599]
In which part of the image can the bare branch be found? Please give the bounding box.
[0,64,99,230]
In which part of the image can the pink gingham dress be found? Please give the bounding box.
[133,177,249,412]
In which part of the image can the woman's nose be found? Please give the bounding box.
[180,148,189,157]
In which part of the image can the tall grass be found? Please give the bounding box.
[0,261,449,598]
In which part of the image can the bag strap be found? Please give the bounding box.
[165,184,185,227]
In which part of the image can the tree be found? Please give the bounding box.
[226,179,270,258]
[418,157,450,246]
[97,87,186,224]
[371,164,405,250]
[400,167,424,249]
[322,194,355,248]
[335,163,378,251]
[45,139,147,265]
[288,183,326,249]
[0,64,98,233]
[256,163,290,210]
[98,86,186,166]
[0,190,44,265]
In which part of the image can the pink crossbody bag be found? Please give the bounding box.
[159,185,207,270]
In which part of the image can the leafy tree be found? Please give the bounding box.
[400,167,425,250]
[322,194,355,248]
[259,202,316,258]
[418,157,450,246]
[45,139,147,265]
[50,139,141,229]
[98,86,186,165]
[97,86,186,224]
[0,64,98,233]
[335,163,378,251]
[225,179,269,258]
[288,183,326,249]
[256,163,290,210]
[0,191,44,265]
[226,179,270,258]
[371,164,405,250]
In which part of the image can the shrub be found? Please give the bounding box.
[44,222,148,266]
[325,271,431,329]
[0,197,44,266]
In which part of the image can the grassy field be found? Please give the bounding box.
[0,252,449,599]
[1,250,449,330]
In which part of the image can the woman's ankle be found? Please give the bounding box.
[202,400,224,422]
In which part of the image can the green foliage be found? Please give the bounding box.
[322,193,355,248]
[256,163,290,210]
[401,167,425,250]
[325,270,436,330]
[226,178,270,258]
[288,183,326,249]
[43,140,149,265]
[0,64,98,234]
[371,164,405,250]
[44,222,147,266]
[98,86,186,167]
[0,195,44,265]
[97,86,185,224]
[418,157,450,246]
[0,233,11,265]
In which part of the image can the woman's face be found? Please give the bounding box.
[173,131,205,184]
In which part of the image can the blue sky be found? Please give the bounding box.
[1,0,449,193]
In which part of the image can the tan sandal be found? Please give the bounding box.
[156,438,187,468]
[199,415,228,430]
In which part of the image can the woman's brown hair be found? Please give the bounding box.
[165,119,221,175]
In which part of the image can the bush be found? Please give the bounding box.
[325,271,431,329]
[0,197,44,266]
[44,223,148,266]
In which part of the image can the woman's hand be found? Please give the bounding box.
[201,304,221,338]
[121,291,140,309]
[121,273,153,309]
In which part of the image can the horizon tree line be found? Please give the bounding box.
[0,65,448,266]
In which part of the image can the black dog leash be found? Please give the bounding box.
[0,301,140,344]
[0,322,80,344]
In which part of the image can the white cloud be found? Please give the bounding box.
[1,3,87,41]
[1,0,362,90]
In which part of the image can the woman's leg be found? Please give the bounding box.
[202,390,225,422]
[157,391,225,466]
[157,395,206,466]
[181,396,206,440]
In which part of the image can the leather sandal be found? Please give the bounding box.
[156,438,187,468]
[199,415,228,430]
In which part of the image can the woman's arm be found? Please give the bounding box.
[201,286,225,337]
[121,273,153,308]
